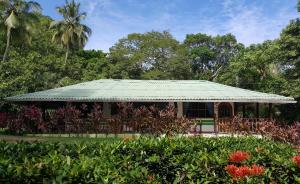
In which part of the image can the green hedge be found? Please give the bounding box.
[0,137,299,183]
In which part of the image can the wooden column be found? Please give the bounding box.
[242,104,246,118]
[41,102,46,121]
[268,103,273,119]
[256,103,259,118]
[177,102,183,118]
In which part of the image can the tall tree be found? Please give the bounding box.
[0,0,41,62]
[109,31,191,79]
[50,0,91,65]
[218,41,284,93]
[184,33,242,81]
[278,19,300,97]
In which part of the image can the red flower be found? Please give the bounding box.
[292,155,300,166]
[225,164,264,179]
[228,151,250,163]
[249,164,265,176]
[225,165,238,176]
[225,165,251,179]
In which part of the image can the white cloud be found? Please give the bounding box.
[221,0,298,45]
[76,0,299,51]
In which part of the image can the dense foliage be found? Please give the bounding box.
[0,137,300,183]
[3,103,191,135]
[0,0,299,122]
[219,117,300,146]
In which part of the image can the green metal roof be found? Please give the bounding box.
[5,79,296,103]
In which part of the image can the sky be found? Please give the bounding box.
[39,0,299,52]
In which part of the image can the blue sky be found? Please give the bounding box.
[39,0,299,52]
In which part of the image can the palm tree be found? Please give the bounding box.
[50,0,91,65]
[0,0,41,62]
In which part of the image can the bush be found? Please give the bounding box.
[0,137,299,183]
[220,117,300,146]
[5,103,191,136]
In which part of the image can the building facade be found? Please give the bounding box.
[5,79,296,133]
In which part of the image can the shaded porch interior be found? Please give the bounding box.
[25,101,274,134]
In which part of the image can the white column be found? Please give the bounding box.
[214,102,219,119]
[103,102,111,117]
[177,102,183,118]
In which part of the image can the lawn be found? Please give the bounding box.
[0,136,299,183]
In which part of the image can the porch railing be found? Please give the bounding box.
[218,117,271,133]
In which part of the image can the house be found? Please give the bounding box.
[5,79,296,133]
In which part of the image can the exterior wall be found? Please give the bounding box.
[214,102,234,119]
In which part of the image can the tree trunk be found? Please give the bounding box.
[2,27,11,62]
[210,66,223,81]
[64,46,69,65]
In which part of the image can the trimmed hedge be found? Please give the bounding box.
[0,136,300,183]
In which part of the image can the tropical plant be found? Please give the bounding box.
[50,0,92,64]
[0,0,41,62]
[0,137,299,183]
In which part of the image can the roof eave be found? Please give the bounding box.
[4,97,297,104]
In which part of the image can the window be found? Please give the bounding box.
[183,102,214,118]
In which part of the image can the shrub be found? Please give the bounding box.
[5,103,191,135]
[0,137,299,183]
[220,117,300,146]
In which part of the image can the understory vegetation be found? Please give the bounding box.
[0,137,300,183]
[2,103,300,146]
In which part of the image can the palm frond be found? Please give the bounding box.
[51,0,92,51]
[5,11,19,29]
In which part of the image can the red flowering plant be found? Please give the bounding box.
[225,151,265,180]
[250,164,265,176]
[292,156,300,166]
[228,151,250,163]
[225,164,265,180]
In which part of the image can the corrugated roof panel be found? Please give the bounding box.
[5,79,296,103]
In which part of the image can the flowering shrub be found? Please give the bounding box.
[225,164,264,179]
[228,151,250,163]
[250,164,265,176]
[0,137,297,183]
[225,151,265,180]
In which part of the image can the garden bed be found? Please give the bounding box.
[0,136,299,183]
